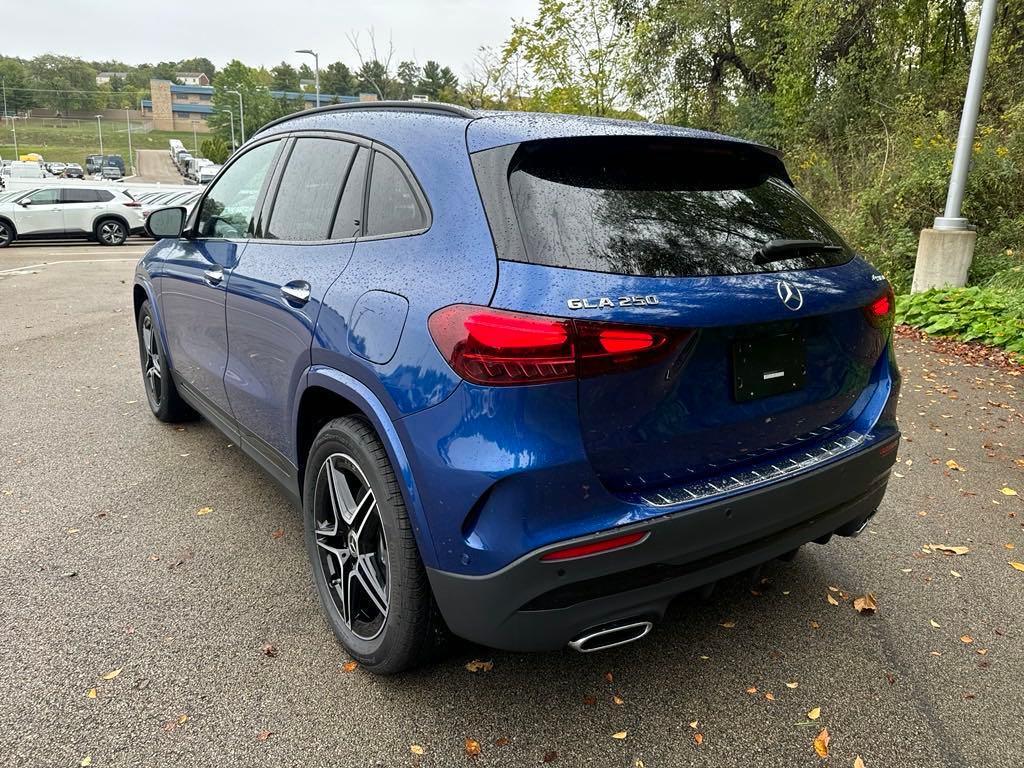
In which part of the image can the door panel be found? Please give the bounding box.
[16,189,64,235]
[224,137,365,468]
[158,139,283,415]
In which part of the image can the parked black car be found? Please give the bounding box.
[63,163,85,179]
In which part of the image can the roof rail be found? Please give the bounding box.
[257,100,478,134]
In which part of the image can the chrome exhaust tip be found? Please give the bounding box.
[568,620,654,653]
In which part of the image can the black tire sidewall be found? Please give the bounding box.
[136,301,171,419]
[302,417,424,671]
[0,220,12,247]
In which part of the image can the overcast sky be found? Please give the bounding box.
[8,0,539,77]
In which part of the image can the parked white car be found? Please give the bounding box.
[0,186,146,247]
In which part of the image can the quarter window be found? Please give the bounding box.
[331,148,368,240]
[266,138,358,241]
[197,140,280,239]
[365,153,425,237]
[62,189,99,204]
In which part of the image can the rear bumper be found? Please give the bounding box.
[427,431,898,651]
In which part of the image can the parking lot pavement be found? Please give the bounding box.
[1,245,1021,768]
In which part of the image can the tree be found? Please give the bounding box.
[177,57,217,79]
[271,62,300,91]
[418,60,459,100]
[209,60,278,143]
[201,136,230,164]
[463,46,529,110]
[348,29,397,98]
[0,58,34,113]
[26,54,103,112]
[321,61,357,96]
[504,0,633,116]
[396,61,420,100]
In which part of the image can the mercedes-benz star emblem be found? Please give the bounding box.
[776,280,804,311]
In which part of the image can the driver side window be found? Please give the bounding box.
[197,141,280,239]
[26,189,60,205]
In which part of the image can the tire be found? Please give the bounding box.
[0,219,14,248]
[136,300,195,422]
[303,415,437,674]
[96,218,127,246]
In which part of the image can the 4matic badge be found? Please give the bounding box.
[566,295,659,310]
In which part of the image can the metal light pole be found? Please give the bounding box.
[912,0,999,292]
[192,120,198,154]
[125,108,135,176]
[227,89,245,143]
[296,49,320,107]
[95,115,104,159]
[222,109,236,150]
[2,78,8,124]
[934,0,999,231]
[11,117,17,158]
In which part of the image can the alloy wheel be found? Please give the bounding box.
[313,453,390,640]
[0,222,10,247]
[100,221,125,245]
[141,315,163,406]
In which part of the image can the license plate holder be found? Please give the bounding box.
[732,333,806,402]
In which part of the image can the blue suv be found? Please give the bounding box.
[134,103,900,673]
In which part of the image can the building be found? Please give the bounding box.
[96,72,128,85]
[176,72,211,86]
[140,79,374,132]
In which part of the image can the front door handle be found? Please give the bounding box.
[203,267,223,286]
[281,280,311,306]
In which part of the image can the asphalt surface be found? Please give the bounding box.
[135,149,184,184]
[1,244,1022,768]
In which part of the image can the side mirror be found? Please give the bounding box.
[146,206,187,239]
[18,199,31,207]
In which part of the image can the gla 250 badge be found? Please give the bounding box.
[566,295,660,310]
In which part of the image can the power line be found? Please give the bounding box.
[3,86,148,96]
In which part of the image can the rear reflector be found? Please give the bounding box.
[428,304,691,386]
[540,531,648,562]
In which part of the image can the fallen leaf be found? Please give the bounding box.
[80,758,92,767]
[720,620,736,628]
[604,672,614,683]
[495,737,510,746]
[765,692,775,701]
[694,732,704,745]
[177,714,188,725]
[930,619,941,628]
[961,635,974,644]
[950,570,962,578]
[854,757,866,768]
[612,694,624,705]
[1006,543,1016,550]
[256,729,272,742]
[410,745,425,755]
[341,660,358,672]
[810,620,820,629]
[813,727,831,758]
[827,593,840,606]
[196,506,213,516]
[946,459,963,471]
[261,643,278,657]
[786,682,799,689]
[611,731,628,740]
[977,648,988,655]
[542,750,558,763]
[1009,561,1024,572]
[87,688,97,699]
[271,528,285,539]
[853,593,878,614]
[807,707,821,720]
[465,659,494,673]
[746,686,758,694]
[101,668,122,681]
[582,695,597,706]
[928,544,970,555]
[689,720,698,729]
[465,738,482,756]
[1000,487,1018,496]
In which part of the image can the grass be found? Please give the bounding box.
[0,118,200,166]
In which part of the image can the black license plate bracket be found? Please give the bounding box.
[732,333,807,402]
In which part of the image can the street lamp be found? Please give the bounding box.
[295,48,320,108]
[95,115,104,159]
[125,108,135,176]
[226,89,246,143]
[192,120,198,155]
[221,109,236,150]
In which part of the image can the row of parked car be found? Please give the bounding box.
[0,184,201,247]
[168,139,220,185]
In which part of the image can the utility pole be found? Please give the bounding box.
[95,115,104,159]
[296,49,320,107]
[2,78,8,125]
[912,0,999,292]
[227,89,245,143]
[222,109,236,150]
[11,117,17,158]
[126,108,135,176]
[192,120,198,154]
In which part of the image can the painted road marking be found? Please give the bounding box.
[0,257,141,275]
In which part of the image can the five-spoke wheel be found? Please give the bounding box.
[140,314,163,409]
[97,219,127,246]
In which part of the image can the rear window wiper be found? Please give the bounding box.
[752,239,843,266]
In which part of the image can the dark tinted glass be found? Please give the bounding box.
[267,138,356,241]
[63,189,99,203]
[365,153,424,237]
[197,140,279,239]
[506,138,852,277]
[96,190,114,202]
[331,147,368,240]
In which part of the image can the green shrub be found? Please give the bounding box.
[895,287,1024,358]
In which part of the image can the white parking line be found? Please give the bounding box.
[0,257,141,274]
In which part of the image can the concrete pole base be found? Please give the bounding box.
[911,228,977,293]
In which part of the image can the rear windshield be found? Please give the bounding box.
[495,138,852,277]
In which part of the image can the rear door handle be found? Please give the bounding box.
[203,267,223,286]
[281,280,311,306]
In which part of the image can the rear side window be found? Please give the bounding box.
[331,148,368,240]
[490,137,852,277]
[365,153,425,237]
[97,191,115,202]
[266,137,357,241]
[62,189,99,203]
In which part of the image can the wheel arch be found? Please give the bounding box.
[0,216,17,239]
[132,277,175,371]
[92,213,130,236]
[295,366,439,568]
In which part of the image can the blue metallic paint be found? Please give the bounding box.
[348,291,410,364]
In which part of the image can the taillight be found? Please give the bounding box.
[122,201,141,208]
[864,284,895,328]
[540,531,648,562]
[428,304,690,386]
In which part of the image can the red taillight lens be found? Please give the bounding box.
[864,284,895,328]
[428,305,689,386]
[868,294,891,317]
[540,531,648,562]
[122,201,141,208]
